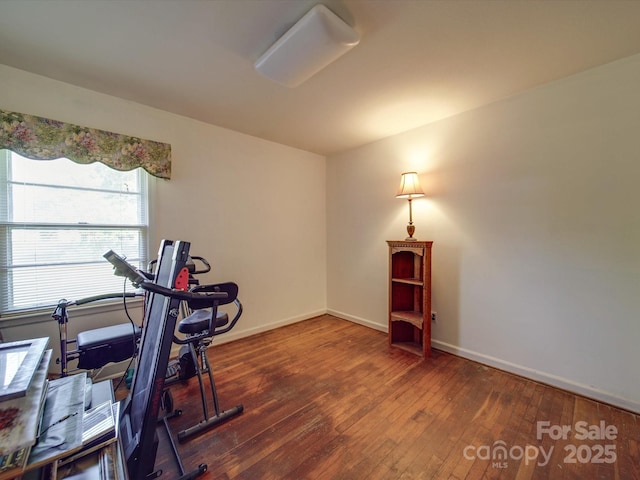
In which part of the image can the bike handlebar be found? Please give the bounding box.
[102,248,227,307]
[75,292,142,306]
[138,281,228,304]
[55,292,142,310]
[53,283,227,320]
[147,255,211,276]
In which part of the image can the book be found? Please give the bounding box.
[82,402,116,449]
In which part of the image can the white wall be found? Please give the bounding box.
[2,54,638,413]
[0,64,327,372]
[327,54,640,412]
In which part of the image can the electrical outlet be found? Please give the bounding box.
[431,312,437,322]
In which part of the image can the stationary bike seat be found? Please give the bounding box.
[178,309,229,335]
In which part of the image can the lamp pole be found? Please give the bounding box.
[406,196,416,240]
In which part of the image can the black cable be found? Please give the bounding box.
[122,276,137,326]
[113,277,139,393]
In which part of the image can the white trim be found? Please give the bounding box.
[213,309,328,345]
[169,309,328,358]
[326,312,639,413]
[432,339,640,414]
[326,309,386,332]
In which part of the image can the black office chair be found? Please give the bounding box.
[169,281,244,442]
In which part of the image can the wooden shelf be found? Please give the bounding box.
[386,240,433,358]
[390,311,423,329]
[391,277,423,286]
[390,341,423,356]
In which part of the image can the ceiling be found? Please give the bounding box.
[1,0,640,156]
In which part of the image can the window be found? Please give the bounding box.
[0,150,149,314]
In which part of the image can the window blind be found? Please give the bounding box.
[0,150,149,314]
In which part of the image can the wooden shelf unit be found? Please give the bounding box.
[386,240,433,357]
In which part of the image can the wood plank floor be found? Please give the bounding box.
[148,315,639,479]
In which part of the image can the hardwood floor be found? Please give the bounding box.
[149,315,639,479]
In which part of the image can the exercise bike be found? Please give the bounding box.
[147,256,210,383]
[148,256,245,441]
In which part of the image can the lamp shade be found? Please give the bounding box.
[254,4,360,87]
[396,172,425,198]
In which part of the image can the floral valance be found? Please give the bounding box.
[0,108,171,179]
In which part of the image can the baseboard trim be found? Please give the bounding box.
[324,312,639,413]
[170,309,328,356]
[431,339,640,414]
[326,309,386,333]
[221,309,328,343]
[70,308,640,414]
